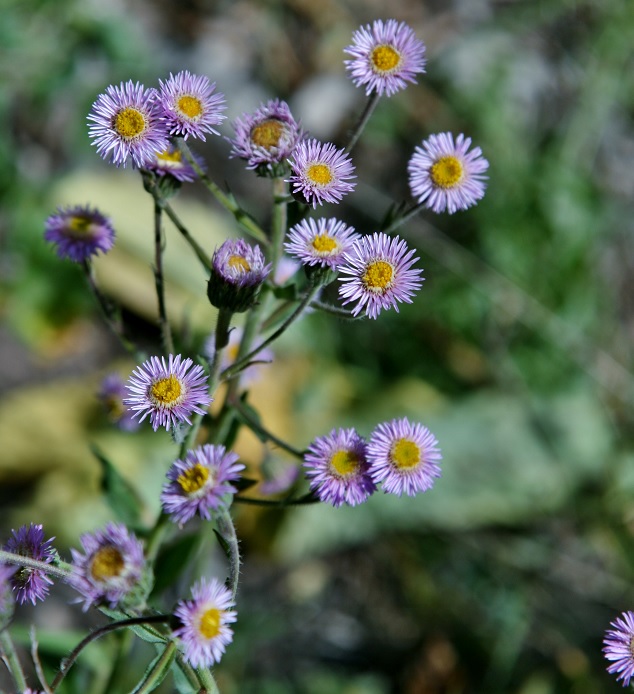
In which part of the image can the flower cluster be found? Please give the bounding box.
[304,417,441,507]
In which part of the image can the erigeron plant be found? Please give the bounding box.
[0,19,492,694]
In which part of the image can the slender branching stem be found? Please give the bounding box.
[153,201,175,355]
[0,550,72,580]
[380,201,426,235]
[176,138,269,246]
[0,630,28,693]
[50,615,170,692]
[344,92,381,154]
[270,177,288,277]
[215,508,240,601]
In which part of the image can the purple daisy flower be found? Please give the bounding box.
[366,417,442,496]
[44,205,115,263]
[88,80,169,168]
[173,577,237,668]
[228,99,303,172]
[285,217,360,270]
[70,522,145,611]
[304,428,376,507]
[344,19,426,97]
[124,354,211,432]
[408,132,489,214]
[145,143,206,182]
[4,524,56,605]
[208,238,271,312]
[158,70,226,141]
[97,373,140,432]
[287,139,356,208]
[338,232,423,319]
[161,444,245,525]
[604,611,634,687]
[204,326,273,387]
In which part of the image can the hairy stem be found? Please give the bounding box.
[344,92,381,154]
[0,630,27,693]
[0,550,72,580]
[215,508,240,600]
[153,200,175,355]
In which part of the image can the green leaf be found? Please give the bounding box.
[130,643,176,694]
[91,444,143,528]
[150,532,202,597]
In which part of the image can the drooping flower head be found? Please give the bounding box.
[97,373,140,432]
[124,354,211,432]
[161,444,245,525]
[285,217,360,270]
[203,326,273,387]
[367,418,442,496]
[408,132,489,214]
[229,99,303,173]
[173,577,237,668]
[88,80,169,168]
[70,522,145,611]
[603,611,634,687]
[304,427,376,507]
[158,71,226,141]
[338,232,423,319]
[145,143,206,183]
[287,139,356,208]
[207,239,271,312]
[344,19,426,97]
[4,524,56,605]
[44,205,115,263]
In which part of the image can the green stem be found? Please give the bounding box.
[153,200,175,355]
[308,298,357,319]
[195,666,220,694]
[0,630,28,693]
[50,615,170,693]
[132,641,176,694]
[176,138,269,246]
[0,550,72,580]
[81,260,139,356]
[270,177,288,277]
[216,507,240,600]
[222,283,321,380]
[344,92,381,154]
[141,172,212,272]
[144,512,171,563]
[208,308,233,392]
[229,395,305,459]
[380,201,426,235]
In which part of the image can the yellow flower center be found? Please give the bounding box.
[311,233,338,255]
[177,463,210,494]
[114,107,146,139]
[362,260,394,293]
[68,215,93,235]
[306,164,333,187]
[199,607,222,639]
[156,149,183,164]
[150,375,182,405]
[90,546,125,581]
[371,44,402,73]
[103,395,125,420]
[228,255,251,273]
[227,343,240,362]
[430,156,464,189]
[391,438,421,470]
[251,119,284,149]
[177,95,204,119]
[330,449,360,476]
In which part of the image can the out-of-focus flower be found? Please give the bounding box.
[4,524,56,605]
[157,71,226,140]
[97,373,140,432]
[229,99,302,173]
[338,232,423,319]
[146,143,206,182]
[344,19,426,97]
[173,577,237,668]
[44,205,115,263]
[367,417,442,496]
[124,354,211,432]
[408,132,489,214]
[70,522,145,611]
[287,139,356,208]
[88,80,169,168]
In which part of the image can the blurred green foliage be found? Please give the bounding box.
[2,0,634,692]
